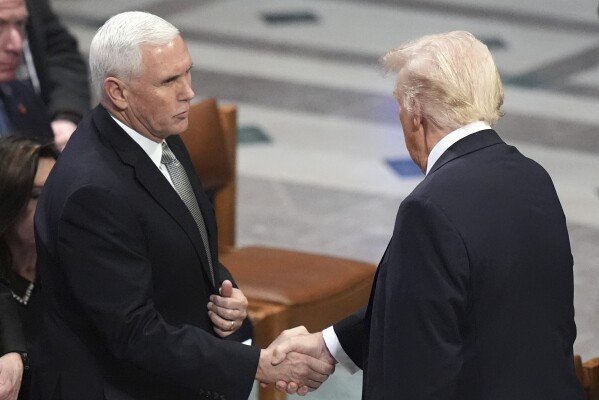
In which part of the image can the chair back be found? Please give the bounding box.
[180,98,237,249]
[575,355,599,400]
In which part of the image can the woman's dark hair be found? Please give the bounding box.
[0,136,59,268]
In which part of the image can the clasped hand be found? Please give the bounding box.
[207,280,248,337]
[257,326,337,396]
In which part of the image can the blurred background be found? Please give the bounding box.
[52,0,598,397]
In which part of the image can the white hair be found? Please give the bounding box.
[89,11,180,100]
[381,31,504,131]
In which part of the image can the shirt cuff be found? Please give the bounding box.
[322,326,360,374]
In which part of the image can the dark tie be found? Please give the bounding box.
[161,141,215,286]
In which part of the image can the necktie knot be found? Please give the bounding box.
[161,141,177,166]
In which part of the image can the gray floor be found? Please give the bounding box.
[52,0,599,398]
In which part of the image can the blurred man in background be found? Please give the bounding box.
[0,0,89,149]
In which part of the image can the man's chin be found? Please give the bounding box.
[0,70,17,82]
[174,119,189,134]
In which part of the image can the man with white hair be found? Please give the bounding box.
[272,31,584,399]
[34,11,333,400]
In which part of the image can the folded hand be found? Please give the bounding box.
[207,280,248,337]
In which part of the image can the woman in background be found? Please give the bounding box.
[0,136,58,400]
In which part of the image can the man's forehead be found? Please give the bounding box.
[139,36,185,56]
[139,37,191,68]
[0,0,28,17]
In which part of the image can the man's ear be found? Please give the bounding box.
[411,101,423,131]
[104,77,128,111]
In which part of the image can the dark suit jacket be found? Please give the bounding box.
[34,105,259,400]
[26,0,90,122]
[335,130,584,399]
[0,80,53,143]
[0,278,26,356]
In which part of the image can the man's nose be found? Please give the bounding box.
[5,25,25,53]
[181,79,195,101]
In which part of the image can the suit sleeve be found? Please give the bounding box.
[0,280,26,355]
[365,197,470,399]
[333,306,367,369]
[26,0,90,121]
[56,185,259,399]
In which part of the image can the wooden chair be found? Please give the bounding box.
[576,355,599,400]
[180,98,376,400]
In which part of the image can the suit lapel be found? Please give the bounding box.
[91,105,216,291]
[428,129,504,175]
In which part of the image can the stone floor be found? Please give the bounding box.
[52,0,599,397]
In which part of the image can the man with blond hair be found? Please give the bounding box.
[273,31,584,399]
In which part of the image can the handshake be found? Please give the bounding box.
[208,282,337,394]
[255,327,337,396]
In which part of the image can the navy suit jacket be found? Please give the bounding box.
[335,130,584,399]
[0,80,53,143]
[34,105,259,400]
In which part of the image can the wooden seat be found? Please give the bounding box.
[576,355,599,400]
[180,99,376,400]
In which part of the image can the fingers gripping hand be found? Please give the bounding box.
[277,352,334,395]
[208,280,248,337]
[256,349,334,396]
[272,331,335,366]
[267,326,309,350]
[270,331,336,394]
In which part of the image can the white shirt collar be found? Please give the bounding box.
[110,115,164,168]
[425,121,491,175]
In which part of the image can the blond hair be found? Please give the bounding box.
[381,31,504,131]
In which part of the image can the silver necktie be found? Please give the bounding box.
[161,141,215,286]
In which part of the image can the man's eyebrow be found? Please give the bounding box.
[161,74,179,83]
[161,64,193,84]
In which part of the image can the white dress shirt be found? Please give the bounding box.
[110,115,175,189]
[425,121,491,175]
[322,121,491,373]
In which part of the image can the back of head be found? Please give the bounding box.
[89,11,180,101]
[382,31,504,131]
